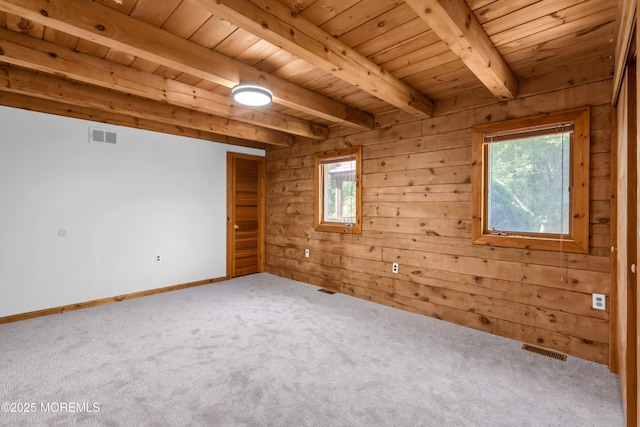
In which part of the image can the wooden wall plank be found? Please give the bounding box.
[341,283,609,364]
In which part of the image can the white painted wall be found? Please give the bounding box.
[0,106,264,318]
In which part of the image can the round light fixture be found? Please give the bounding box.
[232,84,273,107]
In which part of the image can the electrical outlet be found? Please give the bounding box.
[155,254,162,263]
[392,262,399,274]
[592,293,606,310]
[305,249,310,258]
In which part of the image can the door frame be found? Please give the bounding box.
[226,152,266,278]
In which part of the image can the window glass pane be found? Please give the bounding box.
[322,159,356,223]
[487,131,571,234]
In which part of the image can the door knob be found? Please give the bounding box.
[234,224,240,230]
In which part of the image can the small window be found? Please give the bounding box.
[471,108,590,253]
[314,147,362,234]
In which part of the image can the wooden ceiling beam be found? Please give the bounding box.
[189,0,435,118]
[0,28,328,140]
[404,0,519,100]
[0,65,293,146]
[0,0,374,130]
[0,91,266,149]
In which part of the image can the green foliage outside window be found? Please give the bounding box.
[323,161,356,223]
[487,133,570,234]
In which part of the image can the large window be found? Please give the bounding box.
[314,147,362,234]
[471,108,590,253]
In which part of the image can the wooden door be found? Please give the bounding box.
[614,60,637,426]
[630,11,640,422]
[227,153,265,278]
[635,56,640,423]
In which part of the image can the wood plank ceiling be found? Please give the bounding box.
[0,0,618,149]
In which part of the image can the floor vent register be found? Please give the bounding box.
[522,344,567,361]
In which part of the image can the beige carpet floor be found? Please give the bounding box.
[0,273,624,426]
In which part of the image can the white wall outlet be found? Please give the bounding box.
[155,254,162,263]
[392,262,399,274]
[592,293,606,310]
[304,249,310,258]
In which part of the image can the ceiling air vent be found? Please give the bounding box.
[89,126,118,144]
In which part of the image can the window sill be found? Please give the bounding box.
[315,223,361,234]
[472,233,588,253]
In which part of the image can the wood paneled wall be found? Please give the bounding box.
[265,67,613,364]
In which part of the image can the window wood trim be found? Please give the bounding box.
[471,107,590,253]
[314,146,362,234]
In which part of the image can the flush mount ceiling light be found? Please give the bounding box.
[232,84,273,107]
